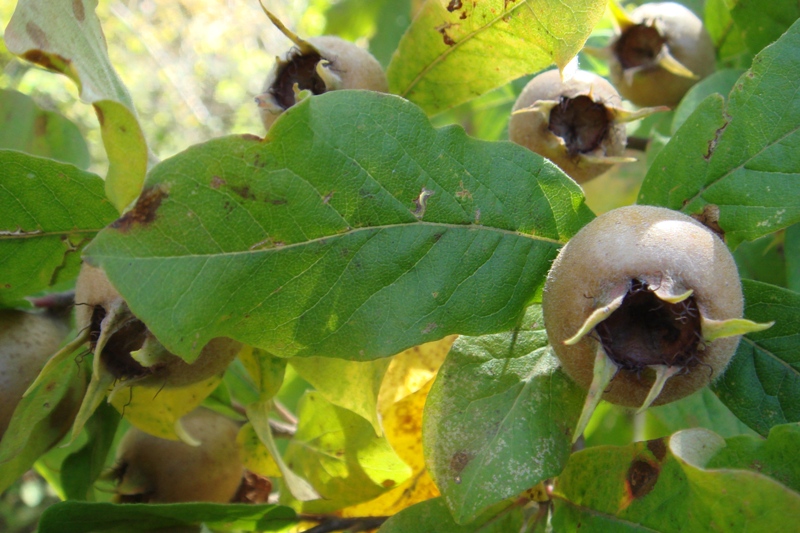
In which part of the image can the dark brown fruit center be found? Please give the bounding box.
[614,23,665,69]
[270,50,327,109]
[548,95,612,157]
[89,306,150,380]
[595,280,701,371]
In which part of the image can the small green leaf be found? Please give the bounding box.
[290,356,390,435]
[5,0,149,211]
[734,232,789,287]
[704,0,752,66]
[0,88,90,168]
[423,305,584,524]
[85,90,593,362]
[638,19,800,248]
[378,497,524,533]
[282,391,411,513]
[239,346,287,402]
[387,0,606,115]
[707,422,800,492]
[645,387,758,439]
[728,0,800,55]
[552,428,800,532]
[712,280,800,436]
[37,501,296,533]
[0,151,118,307]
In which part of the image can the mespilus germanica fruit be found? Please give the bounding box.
[0,307,70,439]
[541,205,772,440]
[508,69,663,184]
[606,2,715,107]
[112,408,244,503]
[255,4,387,131]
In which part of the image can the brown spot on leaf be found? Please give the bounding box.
[646,438,667,461]
[110,186,168,232]
[447,0,463,11]
[382,479,396,488]
[704,120,729,160]
[691,204,724,240]
[231,185,255,200]
[241,133,262,142]
[25,22,49,48]
[450,451,471,473]
[460,11,468,19]
[72,0,85,21]
[210,176,226,189]
[22,50,70,73]
[436,24,456,46]
[627,459,659,499]
[94,105,105,126]
[34,114,48,136]
[45,381,57,392]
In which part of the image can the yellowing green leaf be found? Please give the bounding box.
[238,422,281,478]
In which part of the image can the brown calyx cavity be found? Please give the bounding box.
[270,50,328,109]
[548,96,612,158]
[89,305,151,381]
[614,23,665,70]
[596,279,702,372]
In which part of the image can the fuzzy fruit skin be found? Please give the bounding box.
[114,408,243,503]
[0,309,70,438]
[542,205,743,407]
[508,69,627,184]
[75,263,241,387]
[259,36,388,131]
[609,2,715,107]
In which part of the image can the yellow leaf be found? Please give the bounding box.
[237,422,281,478]
[109,375,221,441]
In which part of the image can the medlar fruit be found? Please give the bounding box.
[112,408,244,503]
[255,5,387,131]
[607,1,715,107]
[0,307,70,439]
[509,69,663,184]
[542,205,772,440]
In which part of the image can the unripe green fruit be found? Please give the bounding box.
[113,408,243,503]
[257,27,387,131]
[0,309,70,439]
[542,205,768,418]
[509,70,660,184]
[608,2,715,107]
[75,263,241,389]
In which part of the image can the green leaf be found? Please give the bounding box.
[671,69,745,134]
[378,497,524,533]
[290,356,390,435]
[281,391,411,513]
[712,280,800,436]
[644,387,758,440]
[0,88,90,168]
[552,428,800,532]
[0,151,118,307]
[638,20,800,248]
[60,401,120,501]
[36,501,296,533]
[787,223,800,292]
[387,0,606,115]
[423,305,584,524]
[733,232,788,287]
[707,422,800,492]
[704,0,752,66]
[5,0,149,211]
[84,90,593,362]
[728,0,800,55]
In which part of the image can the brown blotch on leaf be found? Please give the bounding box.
[110,186,168,232]
[704,121,729,161]
[94,105,105,126]
[241,133,262,142]
[210,176,226,189]
[627,459,659,499]
[381,479,396,488]
[25,22,49,49]
[232,471,272,504]
[691,204,724,240]
[646,438,667,461]
[72,0,86,22]
[447,0,463,11]
[450,451,471,474]
[436,24,456,46]
[22,50,69,72]
[231,185,255,201]
[34,114,48,136]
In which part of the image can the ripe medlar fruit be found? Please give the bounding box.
[509,69,662,184]
[112,408,244,503]
[607,2,715,107]
[255,6,387,131]
[542,206,772,439]
[0,307,70,439]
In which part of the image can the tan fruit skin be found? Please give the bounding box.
[610,2,716,108]
[508,69,627,184]
[0,310,70,438]
[75,263,241,387]
[542,205,743,407]
[115,408,243,503]
[260,36,388,130]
